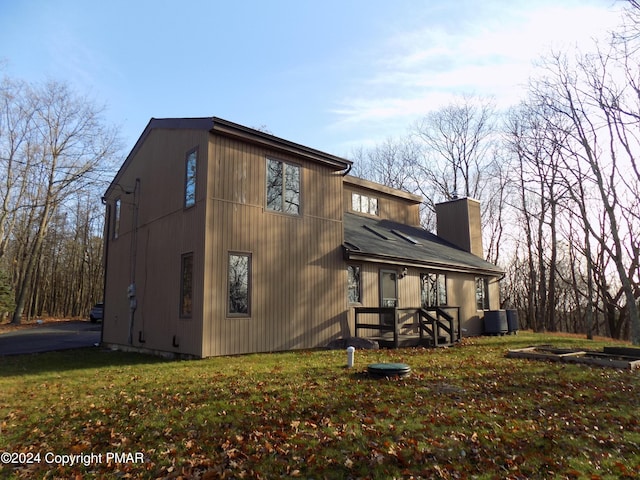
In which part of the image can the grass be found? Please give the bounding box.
[1,332,639,479]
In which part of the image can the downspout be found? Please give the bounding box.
[128,178,141,345]
[100,197,110,346]
[340,164,352,177]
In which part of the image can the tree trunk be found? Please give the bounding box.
[11,209,49,324]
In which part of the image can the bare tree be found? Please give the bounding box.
[481,150,509,266]
[8,80,120,324]
[413,94,497,201]
[505,103,557,332]
[510,114,539,331]
[411,95,509,261]
[613,0,640,50]
[531,47,640,343]
[349,136,419,191]
[0,77,34,261]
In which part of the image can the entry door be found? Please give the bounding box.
[380,270,398,325]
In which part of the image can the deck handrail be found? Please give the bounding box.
[354,307,399,347]
[354,306,460,348]
[419,306,461,345]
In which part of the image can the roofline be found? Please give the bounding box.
[343,175,423,203]
[343,247,504,276]
[105,117,352,197]
[105,118,207,197]
[211,117,351,170]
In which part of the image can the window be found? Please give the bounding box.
[266,158,300,214]
[184,148,197,208]
[476,277,490,310]
[113,198,121,239]
[392,229,420,245]
[421,273,447,307]
[352,192,378,216]
[180,253,194,318]
[228,253,251,315]
[347,265,361,304]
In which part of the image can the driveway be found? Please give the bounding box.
[0,321,102,356]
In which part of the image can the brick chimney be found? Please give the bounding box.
[435,197,484,258]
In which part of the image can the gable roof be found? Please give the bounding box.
[106,117,352,196]
[343,212,503,275]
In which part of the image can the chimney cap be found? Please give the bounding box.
[435,196,481,207]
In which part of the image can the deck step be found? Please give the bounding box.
[366,333,453,349]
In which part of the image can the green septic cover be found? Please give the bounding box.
[367,363,411,376]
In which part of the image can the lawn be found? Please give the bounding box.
[1,333,639,479]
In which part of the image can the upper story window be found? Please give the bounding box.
[476,277,490,310]
[421,272,447,307]
[266,158,300,215]
[352,192,378,216]
[184,147,198,208]
[113,198,121,239]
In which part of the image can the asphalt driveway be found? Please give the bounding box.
[0,321,102,356]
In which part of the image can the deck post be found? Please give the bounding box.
[354,306,460,348]
[393,308,399,349]
[354,308,359,338]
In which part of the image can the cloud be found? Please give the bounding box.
[329,1,624,134]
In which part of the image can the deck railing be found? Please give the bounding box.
[418,306,461,346]
[354,306,460,348]
[353,307,400,347]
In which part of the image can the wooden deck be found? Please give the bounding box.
[364,332,451,349]
[354,306,461,349]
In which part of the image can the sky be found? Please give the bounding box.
[0,0,627,160]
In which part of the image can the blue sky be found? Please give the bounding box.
[0,0,624,159]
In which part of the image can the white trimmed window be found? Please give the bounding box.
[352,192,378,215]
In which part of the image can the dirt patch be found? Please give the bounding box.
[0,317,84,335]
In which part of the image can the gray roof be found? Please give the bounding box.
[343,212,503,275]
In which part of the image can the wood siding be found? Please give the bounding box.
[103,128,210,357]
[346,264,501,336]
[103,121,502,357]
[202,134,348,356]
[343,178,420,226]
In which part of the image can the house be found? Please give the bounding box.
[101,117,503,358]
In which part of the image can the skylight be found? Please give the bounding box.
[391,229,421,245]
[363,224,392,240]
